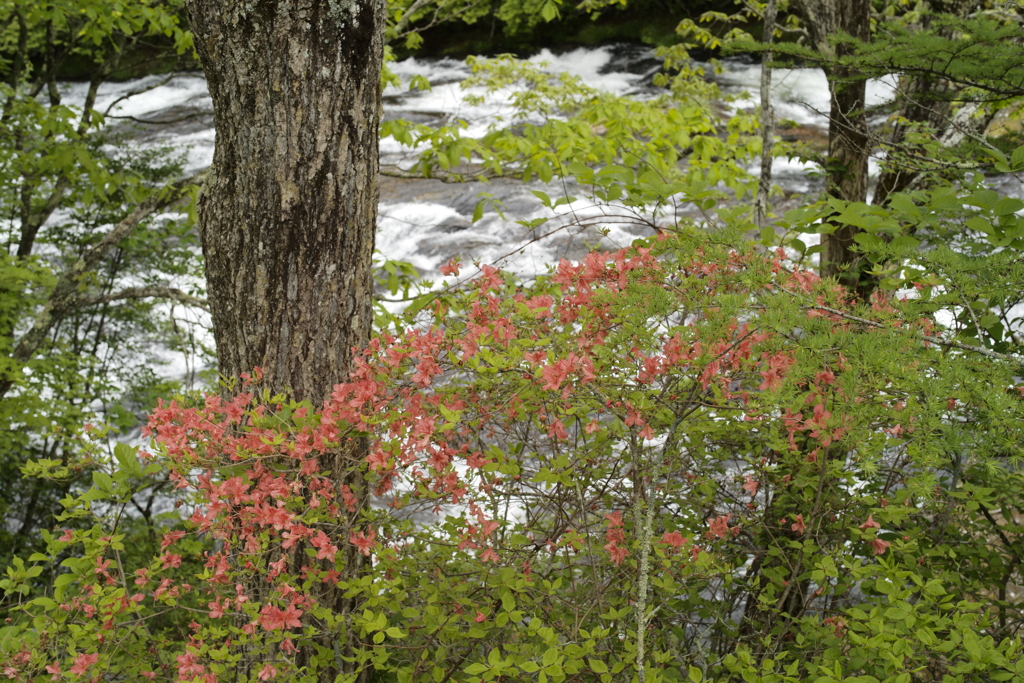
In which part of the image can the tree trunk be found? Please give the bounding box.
[182,3,385,682]
[754,0,777,231]
[793,0,871,295]
[184,0,383,406]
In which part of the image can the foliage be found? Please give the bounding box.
[380,50,760,231]
[5,223,1024,682]
[0,0,205,565]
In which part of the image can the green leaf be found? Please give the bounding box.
[540,0,560,22]
[1011,145,1024,169]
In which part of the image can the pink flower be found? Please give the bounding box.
[45,662,61,681]
[742,476,759,497]
[474,611,487,623]
[706,514,732,540]
[479,547,500,563]
[258,663,279,680]
[870,538,891,555]
[160,552,182,569]
[525,350,547,365]
[859,515,881,530]
[259,604,303,631]
[176,650,205,679]
[661,531,686,549]
[548,419,568,440]
[815,369,836,385]
[440,258,461,277]
[604,540,629,566]
[791,514,806,535]
[350,528,377,556]
[69,653,99,676]
[160,530,186,549]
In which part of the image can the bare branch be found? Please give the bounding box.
[797,297,1024,367]
[388,0,435,41]
[105,110,213,126]
[380,165,497,183]
[78,286,208,311]
[0,172,204,400]
[102,73,178,119]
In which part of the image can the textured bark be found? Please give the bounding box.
[182,3,385,682]
[793,0,871,295]
[184,0,384,406]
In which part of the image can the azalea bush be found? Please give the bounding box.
[3,227,1024,683]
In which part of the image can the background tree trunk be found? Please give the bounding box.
[793,0,871,294]
[183,3,385,681]
[184,0,383,406]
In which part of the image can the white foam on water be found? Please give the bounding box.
[713,61,897,128]
[528,46,641,96]
[60,73,211,120]
[173,129,217,173]
[386,56,472,86]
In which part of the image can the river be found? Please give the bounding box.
[58,44,906,283]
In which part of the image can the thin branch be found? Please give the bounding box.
[388,0,436,41]
[380,165,497,183]
[78,286,208,311]
[105,110,213,126]
[0,172,204,400]
[798,297,1024,367]
[102,73,178,119]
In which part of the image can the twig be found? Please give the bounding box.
[794,295,1024,367]
[0,172,204,400]
[78,286,208,311]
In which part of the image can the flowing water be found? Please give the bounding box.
[60,44,903,282]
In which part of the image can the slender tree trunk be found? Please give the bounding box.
[182,3,385,682]
[820,63,870,292]
[755,0,778,230]
[793,0,871,294]
[871,72,954,206]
